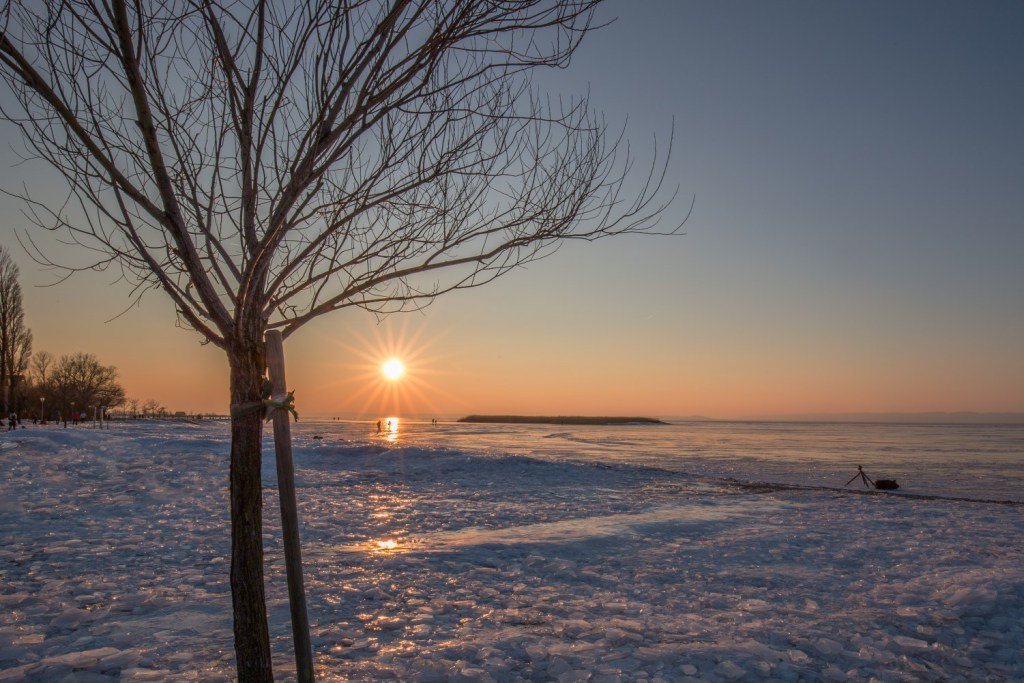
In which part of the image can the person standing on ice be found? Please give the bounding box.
[7,412,15,431]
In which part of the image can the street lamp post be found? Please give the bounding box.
[40,397,46,425]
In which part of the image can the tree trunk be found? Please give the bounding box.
[228,339,274,681]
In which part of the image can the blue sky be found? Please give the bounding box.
[1,1,1021,416]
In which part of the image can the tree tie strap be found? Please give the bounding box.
[265,391,299,422]
[229,381,299,421]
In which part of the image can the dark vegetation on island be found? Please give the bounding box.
[458,415,666,425]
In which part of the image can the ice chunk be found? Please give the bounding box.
[893,635,929,652]
[815,638,843,655]
[714,660,746,680]
[42,647,121,669]
[525,644,547,663]
[548,657,573,676]
[556,671,592,683]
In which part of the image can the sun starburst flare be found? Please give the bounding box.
[309,318,461,421]
[381,358,405,381]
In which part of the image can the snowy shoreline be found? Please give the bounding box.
[1,423,1022,681]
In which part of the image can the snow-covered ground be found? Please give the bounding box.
[1,421,1022,681]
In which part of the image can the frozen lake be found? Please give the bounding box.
[315,417,1024,502]
[1,420,1022,681]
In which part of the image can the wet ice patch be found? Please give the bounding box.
[330,496,787,554]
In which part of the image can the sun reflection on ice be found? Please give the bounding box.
[380,416,399,442]
[374,538,400,551]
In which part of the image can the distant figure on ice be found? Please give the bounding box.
[376,420,382,433]
[7,413,15,431]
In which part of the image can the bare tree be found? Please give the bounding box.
[31,349,52,386]
[45,352,127,416]
[0,1,680,679]
[141,398,163,417]
[0,245,33,415]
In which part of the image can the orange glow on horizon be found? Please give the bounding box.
[304,318,462,419]
[62,294,1024,419]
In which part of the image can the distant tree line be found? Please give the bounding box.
[118,398,171,420]
[19,351,126,422]
[0,245,167,422]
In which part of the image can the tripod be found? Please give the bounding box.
[845,465,875,489]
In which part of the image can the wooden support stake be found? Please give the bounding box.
[265,330,315,682]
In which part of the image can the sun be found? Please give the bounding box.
[323,318,458,417]
[381,358,405,381]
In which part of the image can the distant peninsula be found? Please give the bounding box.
[458,415,666,425]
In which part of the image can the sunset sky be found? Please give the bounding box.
[1,0,1022,418]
